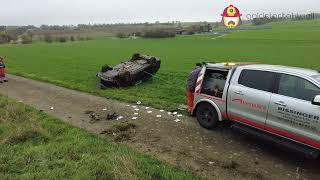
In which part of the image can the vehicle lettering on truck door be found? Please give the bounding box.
[267,73,320,145]
[231,98,267,111]
[277,107,319,131]
[227,69,276,128]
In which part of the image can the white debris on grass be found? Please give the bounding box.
[18,100,23,103]
[177,114,183,117]
[156,115,162,118]
[160,109,164,112]
[132,117,138,120]
[132,105,137,108]
[50,107,54,110]
[116,116,124,120]
[134,113,139,116]
[145,107,150,109]
[173,112,178,115]
[208,161,215,165]
[174,119,181,122]
[134,108,140,111]
[147,111,152,114]
[102,108,107,111]
[136,101,141,105]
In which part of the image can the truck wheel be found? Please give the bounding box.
[196,103,219,129]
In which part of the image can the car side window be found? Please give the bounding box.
[238,70,275,92]
[278,74,320,102]
[201,69,228,98]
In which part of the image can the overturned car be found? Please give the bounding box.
[97,53,161,88]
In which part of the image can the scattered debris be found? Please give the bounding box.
[134,108,140,111]
[156,115,162,118]
[137,101,142,105]
[145,107,150,109]
[132,117,138,120]
[147,111,152,114]
[90,113,100,121]
[177,114,183,117]
[100,123,137,142]
[134,113,139,115]
[107,113,119,120]
[116,116,124,120]
[174,119,181,122]
[168,112,172,115]
[18,100,23,103]
[160,110,164,112]
[209,161,215,165]
[102,108,107,111]
[132,105,137,108]
[173,112,178,115]
[50,107,54,110]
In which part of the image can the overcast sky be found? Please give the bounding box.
[1,0,319,26]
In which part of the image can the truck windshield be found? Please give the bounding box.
[313,75,320,83]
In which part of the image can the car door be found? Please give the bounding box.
[267,73,320,148]
[228,69,276,129]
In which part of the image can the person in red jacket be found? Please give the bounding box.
[0,56,8,83]
[186,63,202,113]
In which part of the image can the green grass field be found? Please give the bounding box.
[1,20,320,110]
[0,96,196,179]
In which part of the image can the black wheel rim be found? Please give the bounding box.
[199,107,213,123]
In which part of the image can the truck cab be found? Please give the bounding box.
[192,63,320,158]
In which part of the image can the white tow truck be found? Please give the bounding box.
[192,62,320,158]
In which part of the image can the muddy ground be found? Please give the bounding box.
[0,75,319,180]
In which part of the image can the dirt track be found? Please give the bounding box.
[0,75,319,180]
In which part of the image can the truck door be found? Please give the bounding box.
[228,69,276,129]
[267,73,320,148]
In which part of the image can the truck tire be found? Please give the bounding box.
[196,103,219,129]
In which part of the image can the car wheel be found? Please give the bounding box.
[196,103,219,129]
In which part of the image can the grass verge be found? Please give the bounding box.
[0,96,197,179]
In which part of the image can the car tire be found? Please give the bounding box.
[196,103,219,129]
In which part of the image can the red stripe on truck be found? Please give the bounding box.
[265,126,320,149]
[228,114,265,130]
[228,114,320,149]
[199,94,226,102]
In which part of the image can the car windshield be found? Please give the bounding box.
[313,75,320,83]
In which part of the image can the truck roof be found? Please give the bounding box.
[206,63,319,77]
[243,64,319,77]
[206,62,257,69]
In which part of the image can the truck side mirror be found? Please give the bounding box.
[312,95,320,106]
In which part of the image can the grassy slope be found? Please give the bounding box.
[0,20,320,110]
[0,96,196,179]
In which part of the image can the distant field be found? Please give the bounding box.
[1,20,320,110]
